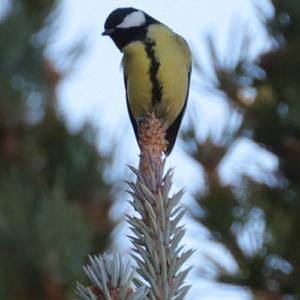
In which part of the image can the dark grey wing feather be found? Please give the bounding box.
[165,69,191,155]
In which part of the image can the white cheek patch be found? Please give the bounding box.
[117,11,146,29]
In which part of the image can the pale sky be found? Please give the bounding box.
[46,1,274,299]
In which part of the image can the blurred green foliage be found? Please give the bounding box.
[187,1,300,299]
[0,1,114,299]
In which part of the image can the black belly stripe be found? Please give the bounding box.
[145,40,162,105]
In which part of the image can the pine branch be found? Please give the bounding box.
[76,113,192,300]
[75,252,147,300]
[127,113,193,300]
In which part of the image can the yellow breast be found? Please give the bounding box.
[122,24,191,128]
[122,41,153,118]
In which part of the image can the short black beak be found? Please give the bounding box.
[102,29,113,36]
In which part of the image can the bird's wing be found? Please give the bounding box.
[123,72,139,143]
[165,35,192,155]
[165,68,191,155]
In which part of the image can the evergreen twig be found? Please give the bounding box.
[127,113,193,300]
[76,113,192,299]
[75,252,147,300]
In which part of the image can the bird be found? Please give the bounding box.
[102,7,191,155]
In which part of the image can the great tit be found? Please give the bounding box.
[102,7,191,155]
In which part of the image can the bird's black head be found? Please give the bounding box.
[102,7,158,50]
